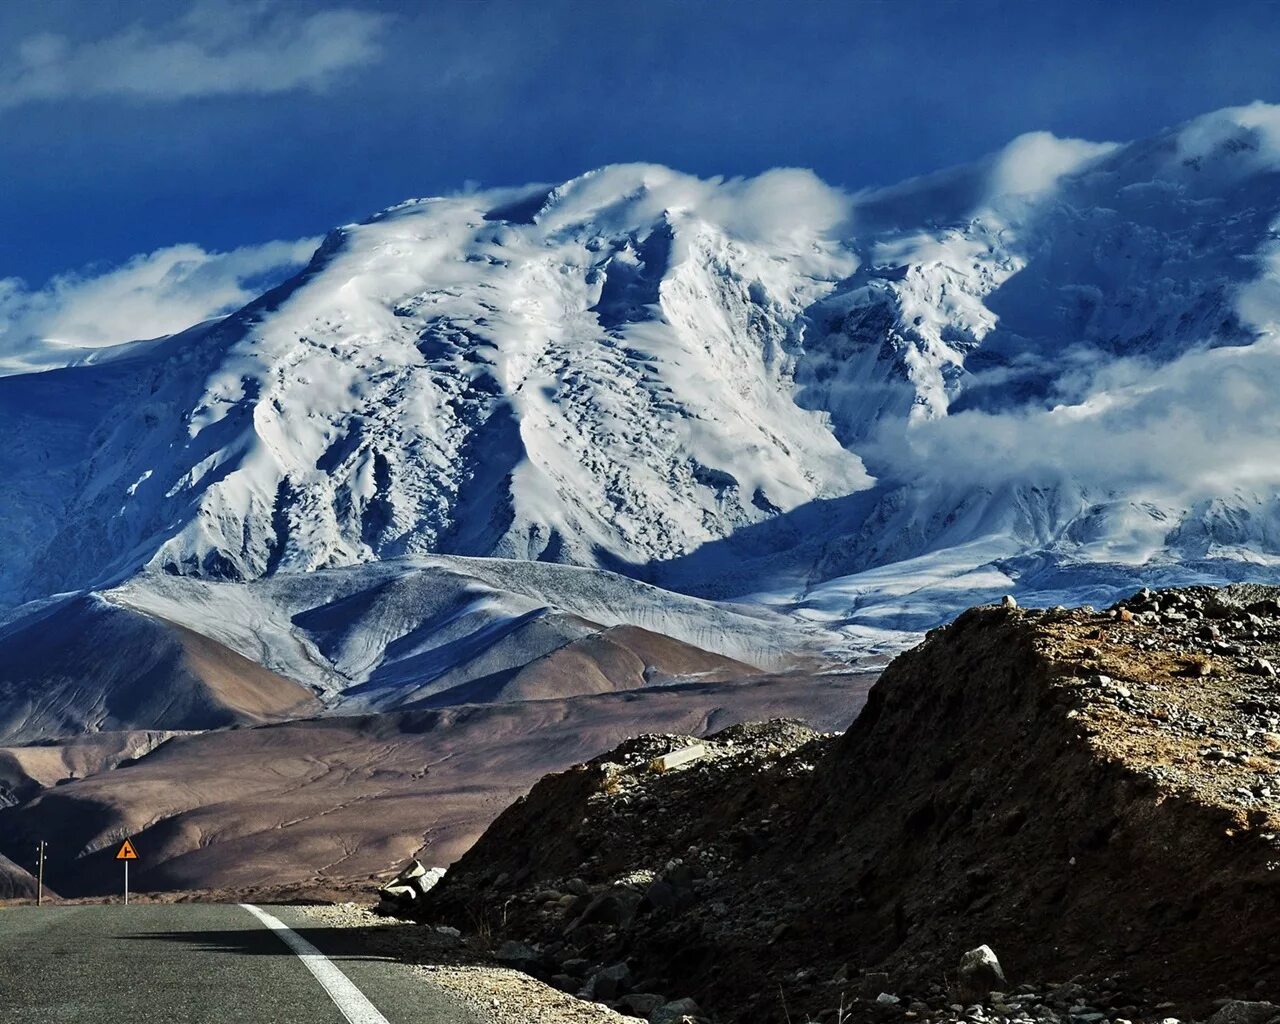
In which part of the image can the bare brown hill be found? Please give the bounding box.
[0,671,870,899]
[0,852,41,900]
[0,728,192,807]
[424,592,1280,1023]
[411,624,761,707]
[0,595,319,743]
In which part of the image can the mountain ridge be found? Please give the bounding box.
[5,103,1280,653]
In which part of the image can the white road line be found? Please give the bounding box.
[241,903,392,1024]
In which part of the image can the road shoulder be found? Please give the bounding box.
[298,903,642,1024]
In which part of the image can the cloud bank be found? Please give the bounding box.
[0,1,387,108]
[875,337,1280,504]
[0,236,319,375]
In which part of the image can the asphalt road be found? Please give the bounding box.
[0,903,487,1023]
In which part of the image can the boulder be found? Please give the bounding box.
[648,744,706,774]
[586,962,632,1000]
[568,887,643,932]
[620,993,665,1016]
[495,940,539,971]
[378,860,447,907]
[410,866,448,897]
[397,859,427,880]
[1207,1002,1280,1024]
[643,879,678,911]
[376,883,416,908]
[651,998,703,1024]
[957,945,1006,1002]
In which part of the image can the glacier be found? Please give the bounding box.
[5,102,1280,668]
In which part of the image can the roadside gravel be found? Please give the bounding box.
[303,903,642,1024]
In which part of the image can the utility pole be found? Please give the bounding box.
[36,841,45,907]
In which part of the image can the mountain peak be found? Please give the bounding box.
[5,108,1280,644]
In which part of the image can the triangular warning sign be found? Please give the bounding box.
[116,839,138,860]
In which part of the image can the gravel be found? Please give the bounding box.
[302,903,644,1024]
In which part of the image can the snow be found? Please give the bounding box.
[104,556,836,707]
[4,104,1280,669]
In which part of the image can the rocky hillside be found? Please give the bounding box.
[420,587,1280,1023]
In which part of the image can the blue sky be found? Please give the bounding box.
[2,0,1279,291]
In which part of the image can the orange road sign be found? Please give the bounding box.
[116,839,139,861]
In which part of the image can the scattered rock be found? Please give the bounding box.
[495,940,538,970]
[861,972,893,997]
[1207,1001,1280,1024]
[1247,659,1278,679]
[619,993,665,1016]
[378,859,447,908]
[957,945,1007,1002]
[648,744,707,774]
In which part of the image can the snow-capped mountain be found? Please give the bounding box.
[5,103,1280,651]
[0,166,867,607]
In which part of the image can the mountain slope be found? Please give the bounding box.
[0,853,41,900]
[0,671,870,897]
[423,594,1280,1021]
[0,554,835,743]
[798,107,1280,583]
[5,105,1280,650]
[0,593,320,744]
[0,169,866,608]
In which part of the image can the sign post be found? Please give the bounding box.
[116,839,138,904]
[36,841,46,907]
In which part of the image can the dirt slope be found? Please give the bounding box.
[413,624,761,707]
[424,592,1280,1022]
[0,729,192,808]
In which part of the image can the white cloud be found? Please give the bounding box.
[987,131,1118,199]
[873,335,1280,502]
[1175,101,1280,169]
[544,164,853,245]
[0,236,319,375]
[0,1,387,108]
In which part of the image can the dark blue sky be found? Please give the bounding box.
[3,0,1280,283]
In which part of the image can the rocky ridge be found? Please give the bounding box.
[416,586,1280,1023]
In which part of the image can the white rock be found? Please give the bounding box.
[649,744,707,774]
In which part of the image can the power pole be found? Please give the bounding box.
[36,841,45,907]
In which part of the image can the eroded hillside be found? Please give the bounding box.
[421,587,1280,1023]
